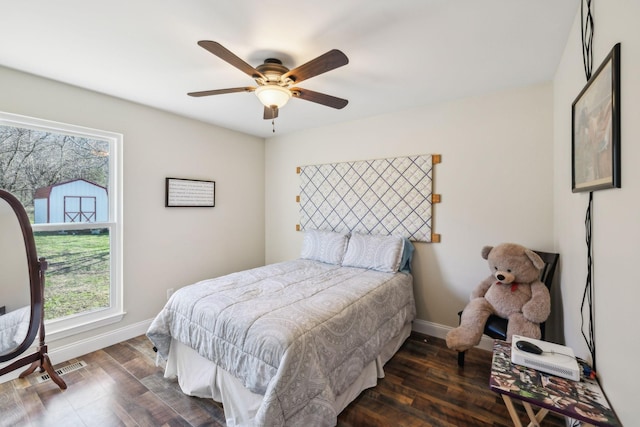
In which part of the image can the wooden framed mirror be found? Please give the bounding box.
[0,189,66,389]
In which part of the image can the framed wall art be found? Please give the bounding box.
[165,178,215,207]
[572,43,621,193]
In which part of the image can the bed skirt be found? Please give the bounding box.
[163,322,412,427]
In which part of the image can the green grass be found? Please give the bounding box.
[33,232,110,320]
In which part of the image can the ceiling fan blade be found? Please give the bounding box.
[282,50,348,84]
[198,41,266,80]
[188,87,255,97]
[263,106,279,120]
[291,88,348,109]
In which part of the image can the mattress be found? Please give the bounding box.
[147,258,415,426]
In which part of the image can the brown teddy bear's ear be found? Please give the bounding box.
[525,249,544,270]
[481,246,493,260]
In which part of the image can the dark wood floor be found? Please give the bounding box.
[0,333,566,427]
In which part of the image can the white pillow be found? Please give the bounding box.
[300,229,349,265]
[342,232,404,273]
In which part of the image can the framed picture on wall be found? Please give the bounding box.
[571,43,621,193]
[165,178,215,207]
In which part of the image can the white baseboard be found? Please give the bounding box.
[412,318,494,352]
[49,318,153,364]
[0,318,153,384]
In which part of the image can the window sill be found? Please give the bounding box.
[45,311,126,342]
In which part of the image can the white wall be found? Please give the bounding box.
[265,82,554,330]
[0,65,265,351]
[554,1,640,424]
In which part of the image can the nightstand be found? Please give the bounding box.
[489,340,621,427]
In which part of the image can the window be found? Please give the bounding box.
[0,112,123,338]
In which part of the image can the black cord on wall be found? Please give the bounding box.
[581,192,596,370]
[580,0,597,371]
[581,0,594,80]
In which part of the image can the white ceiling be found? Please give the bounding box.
[0,1,579,139]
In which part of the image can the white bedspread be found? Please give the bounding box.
[147,259,415,426]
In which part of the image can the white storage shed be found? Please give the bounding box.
[34,179,108,224]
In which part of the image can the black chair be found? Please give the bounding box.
[456,250,559,367]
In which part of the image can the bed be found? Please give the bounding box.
[147,230,416,427]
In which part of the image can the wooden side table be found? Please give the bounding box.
[489,340,621,427]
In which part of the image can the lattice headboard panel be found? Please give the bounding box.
[297,154,441,242]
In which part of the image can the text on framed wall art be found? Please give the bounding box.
[165,178,215,207]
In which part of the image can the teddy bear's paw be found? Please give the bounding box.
[445,328,475,352]
[506,315,541,342]
[522,304,549,324]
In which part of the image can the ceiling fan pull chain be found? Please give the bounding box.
[272,106,277,133]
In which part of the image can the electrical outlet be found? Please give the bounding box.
[166,288,174,301]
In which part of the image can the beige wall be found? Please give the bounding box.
[553,1,640,424]
[265,82,554,329]
[0,65,266,350]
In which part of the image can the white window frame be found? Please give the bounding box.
[0,111,124,339]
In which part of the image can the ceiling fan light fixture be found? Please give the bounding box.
[255,85,292,108]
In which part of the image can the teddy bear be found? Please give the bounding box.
[445,243,551,352]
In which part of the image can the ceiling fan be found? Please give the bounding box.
[188,41,349,121]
